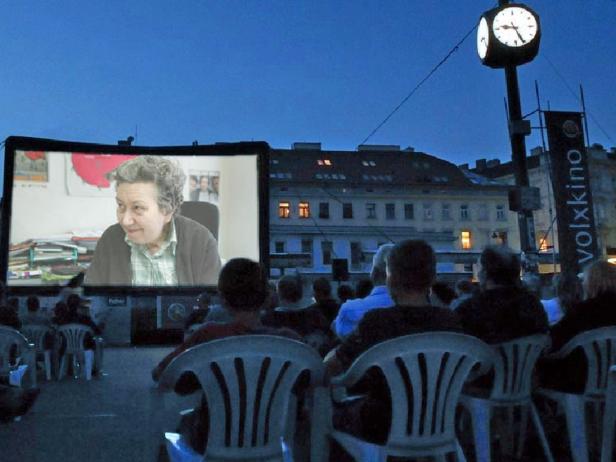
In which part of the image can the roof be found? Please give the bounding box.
[269,148,473,188]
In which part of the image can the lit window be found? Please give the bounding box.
[460,231,472,250]
[318,159,332,166]
[278,201,291,218]
[299,201,310,218]
[324,159,332,166]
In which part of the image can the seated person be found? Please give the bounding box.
[324,239,462,445]
[151,258,300,454]
[21,296,51,326]
[305,277,340,325]
[430,281,456,308]
[261,275,332,356]
[456,246,548,345]
[334,244,394,339]
[0,298,21,330]
[183,292,210,331]
[85,155,221,286]
[541,271,583,326]
[354,278,374,300]
[450,279,476,310]
[337,284,354,304]
[538,260,616,393]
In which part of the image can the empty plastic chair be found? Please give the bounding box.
[537,326,616,462]
[57,324,95,381]
[601,365,616,462]
[158,334,327,462]
[460,334,554,462]
[328,332,494,462]
[21,324,54,381]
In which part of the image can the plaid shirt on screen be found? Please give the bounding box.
[126,221,178,285]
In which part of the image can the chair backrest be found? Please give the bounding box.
[57,324,94,354]
[21,325,52,352]
[490,334,550,403]
[180,201,219,241]
[339,332,494,451]
[0,325,30,375]
[158,335,325,461]
[555,326,616,397]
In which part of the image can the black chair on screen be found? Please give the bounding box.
[180,201,219,241]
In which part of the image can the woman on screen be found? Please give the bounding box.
[85,156,221,286]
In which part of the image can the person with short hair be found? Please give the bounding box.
[325,240,462,446]
[450,279,476,310]
[151,258,300,454]
[333,244,395,338]
[305,277,340,324]
[354,278,374,300]
[0,298,21,330]
[21,295,50,326]
[85,156,221,286]
[541,271,583,325]
[456,246,548,345]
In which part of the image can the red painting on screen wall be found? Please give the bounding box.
[24,151,46,161]
[71,153,136,188]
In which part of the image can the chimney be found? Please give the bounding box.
[292,142,321,150]
[475,159,487,171]
[403,146,415,152]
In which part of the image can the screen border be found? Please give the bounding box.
[2,136,270,296]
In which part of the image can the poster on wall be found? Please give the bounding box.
[66,153,137,197]
[188,170,220,204]
[14,151,48,182]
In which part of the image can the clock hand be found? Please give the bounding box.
[510,22,526,43]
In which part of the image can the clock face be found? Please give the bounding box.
[493,6,538,47]
[477,17,489,59]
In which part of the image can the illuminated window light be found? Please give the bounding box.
[460,230,472,250]
[299,201,310,218]
[278,201,291,218]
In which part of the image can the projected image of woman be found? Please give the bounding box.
[85,156,222,286]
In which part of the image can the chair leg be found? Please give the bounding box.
[466,398,491,462]
[562,395,589,462]
[530,403,555,462]
[515,405,529,459]
[58,354,67,380]
[84,350,94,381]
[601,399,615,462]
[455,439,468,462]
[44,351,52,381]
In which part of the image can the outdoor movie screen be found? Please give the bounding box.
[2,137,268,291]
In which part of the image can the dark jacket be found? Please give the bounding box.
[538,290,616,393]
[456,286,549,344]
[85,215,221,286]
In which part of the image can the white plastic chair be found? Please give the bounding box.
[460,334,554,462]
[158,334,327,462]
[601,365,616,462]
[0,325,37,388]
[328,332,494,462]
[537,326,616,462]
[57,324,95,381]
[21,324,54,381]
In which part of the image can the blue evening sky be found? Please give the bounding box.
[1,0,615,183]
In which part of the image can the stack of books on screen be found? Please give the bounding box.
[8,234,101,280]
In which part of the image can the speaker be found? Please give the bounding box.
[332,258,349,281]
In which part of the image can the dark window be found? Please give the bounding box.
[350,242,362,269]
[366,203,376,219]
[301,239,313,267]
[343,203,353,219]
[404,203,414,220]
[321,241,333,265]
[274,241,285,253]
[385,203,395,220]
[319,202,330,219]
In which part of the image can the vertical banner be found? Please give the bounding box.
[545,111,599,274]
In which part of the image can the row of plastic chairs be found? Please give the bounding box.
[0,324,101,383]
[158,327,616,462]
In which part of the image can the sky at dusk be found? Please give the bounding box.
[1,0,615,181]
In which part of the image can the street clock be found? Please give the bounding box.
[477,3,541,68]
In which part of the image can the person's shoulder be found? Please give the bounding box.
[357,304,399,327]
[99,223,124,241]
[174,215,213,238]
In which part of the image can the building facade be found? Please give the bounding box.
[269,143,518,282]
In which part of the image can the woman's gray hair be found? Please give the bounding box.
[109,155,186,216]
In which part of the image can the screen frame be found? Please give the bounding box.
[1,136,270,296]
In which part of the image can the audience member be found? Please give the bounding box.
[450,279,476,310]
[21,296,51,326]
[539,260,616,393]
[51,301,70,325]
[325,240,462,446]
[333,244,395,338]
[354,278,374,299]
[541,271,583,325]
[262,275,332,355]
[58,272,85,303]
[336,284,354,304]
[0,299,21,330]
[305,277,339,324]
[151,258,300,454]
[430,281,456,308]
[456,246,548,344]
